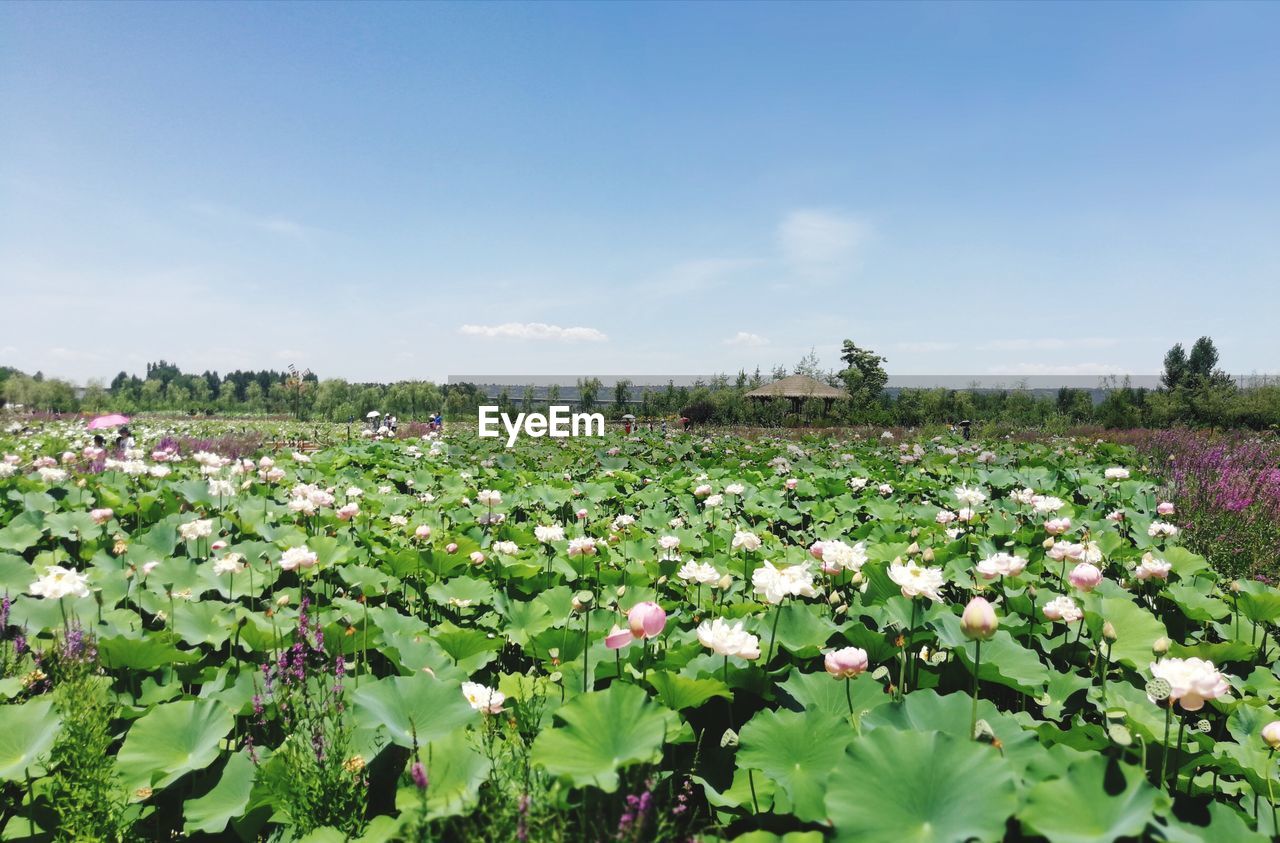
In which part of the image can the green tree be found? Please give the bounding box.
[838,340,888,408]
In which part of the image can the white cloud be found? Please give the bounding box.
[778,209,871,273]
[457,322,608,342]
[977,337,1119,352]
[724,331,769,347]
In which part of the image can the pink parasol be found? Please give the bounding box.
[87,414,131,430]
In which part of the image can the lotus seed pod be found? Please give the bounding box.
[1146,677,1172,703]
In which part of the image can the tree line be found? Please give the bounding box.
[2,337,1277,430]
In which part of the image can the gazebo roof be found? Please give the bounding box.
[744,374,846,399]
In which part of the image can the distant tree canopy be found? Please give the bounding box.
[838,340,889,408]
[1,337,1276,429]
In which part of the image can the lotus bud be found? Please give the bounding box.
[445,542,458,554]
[717,574,733,590]
[656,575,668,587]
[469,551,485,566]
[835,604,849,616]
[960,597,998,641]
[922,547,935,563]
[1043,537,1056,549]
[1263,721,1280,750]
[571,591,594,614]
[910,527,921,538]
[907,542,920,556]
[824,646,869,679]
[828,591,842,605]
[616,585,627,597]
[1102,621,1117,642]
[1152,636,1170,655]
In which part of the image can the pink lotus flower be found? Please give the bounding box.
[824,646,869,679]
[605,625,634,649]
[628,601,667,639]
[89,508,113,525]
[1068,562,1104,592]
[785,478,798,491]
[415,525,432,541]
[211,540,228,552]
[445,542,458,554]
[336,503,359,521]
[469,551,485,565]
[809,541,825,561]
[575,508,588,520]
[1157,501,1175,516]
[1045,517,1071,536]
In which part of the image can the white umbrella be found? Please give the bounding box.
[367,411,381,418]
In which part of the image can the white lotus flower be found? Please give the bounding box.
[462,681,506,714]
[888,559,945,602]
[29,565,91,600]
[696,618,761,659]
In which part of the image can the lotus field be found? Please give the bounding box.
[4,419,1280,842]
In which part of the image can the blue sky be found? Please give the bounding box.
[2,1,1278,384]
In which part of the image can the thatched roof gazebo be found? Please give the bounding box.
[745,375,847,413]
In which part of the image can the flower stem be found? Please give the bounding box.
[1159,705,1172,790]
[970,639,982,739]
[766,603,782,663]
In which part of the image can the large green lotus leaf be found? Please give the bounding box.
[738,707,852,822]
[43,511,101,541]
[862,689,1049,779]
[394,730,491,819]
[1089,597,1167,670]
[0,553,35,593]
[99,632,201,670]
[1236,581,1280,623]
[778,670,889,721]
[825,728,1017,842]
[530,682,678,792]
[648,671,731,710]
[1155,802,1268,843]
[1165,584,1229,622]
[693,767,777,814]
[1160,547,1211,581]
[431,626,501,673]
[0,511,44,552]
[768,603,836,656]
[426,576,495,608]
[934,614,1048,693]
[500,599,556,646]
[183,751,257,835]
[172,599,232,647]
[351,673,475,748]
[1019,755,1168,843]
[0,697,60,781]
[117,699,236,793]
